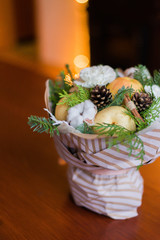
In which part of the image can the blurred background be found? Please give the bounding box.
[0,0,160,78]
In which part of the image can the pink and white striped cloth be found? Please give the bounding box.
[53,129,160,220]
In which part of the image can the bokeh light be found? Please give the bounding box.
[75,0,88,4]
[74,55,89,69]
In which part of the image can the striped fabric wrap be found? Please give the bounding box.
[53,129,160,220]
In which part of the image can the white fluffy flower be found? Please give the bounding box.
[67,100,97,128]
[144,84,160,99]
[75,65,116,88]
[144,85,152,95]
[152,85,160,99]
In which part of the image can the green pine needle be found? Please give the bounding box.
[94,123,145,165]
[133,64,153,86]
[141,97,160,125]
[28,115,59,137]
[124,108,148,131]
[153,70,160,87]
[48,79,65,113]
[48,65,74,113]
[65,64,74,82]
[58,85,90,108]
[76,122,94,134]
[109,86,134,106]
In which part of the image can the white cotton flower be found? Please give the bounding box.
[144,85,152,95]
[67,100,97,128]
[68,115,84,128]
[144,84,160,99]
[75,65,116,88]
[74,101,84,113]
[83,108,96,121]
[67,108,80,123]
[152,85,160,99]
[44,108,79,134]
[82,100,97,120]
[83,99,95,110]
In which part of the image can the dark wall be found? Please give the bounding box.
[13,0,35,43]
[88,0,160,71]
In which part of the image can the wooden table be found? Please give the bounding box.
[0,61,160,240]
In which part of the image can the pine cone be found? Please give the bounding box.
[132,92,153,112]
[90,85,112,108]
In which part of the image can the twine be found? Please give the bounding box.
[126,100,136,111]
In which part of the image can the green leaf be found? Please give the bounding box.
[28,115,59,137]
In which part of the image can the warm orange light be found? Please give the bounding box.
[75,0,88,3]
[74,55,89,69]
[74,73,80,79]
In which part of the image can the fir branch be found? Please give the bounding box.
[48,79,64,113]
[133,64,153,86]
[48,65,75,112]
[76,122,94,134]
[124,108,148,131]
[153,70,160,87]
[28,115,59,137]
[60,70,66,90]
[109,86,134,106]
[65,64,74,81]
[141,97,160,125]
[58,85,91,108]
[94,123,145,164]
[60,70,65,81]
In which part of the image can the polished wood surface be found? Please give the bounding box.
[0,60,160,240]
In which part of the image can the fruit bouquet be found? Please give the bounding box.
[28,64,160,220]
